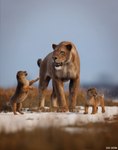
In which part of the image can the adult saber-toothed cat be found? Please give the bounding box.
[37,41,80,112]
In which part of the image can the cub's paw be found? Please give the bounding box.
[91,112,96,114]
[14,112,18,115]
[18,111,24,115]
[102,109,105,113]
[84,112,88,114]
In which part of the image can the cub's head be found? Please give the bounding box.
[87,88,97,99]
[52,41,73,70]
[16,71,28,81]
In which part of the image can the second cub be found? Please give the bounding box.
[84,88,105,114]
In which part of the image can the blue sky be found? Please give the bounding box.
[0,0,118,87]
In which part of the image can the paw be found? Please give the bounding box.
[29,86,34,90]
[57,107,69,112]
[84,112,88,114]
[36,77,40,81]
[37,107,46,112]
[91,112,96,114]
[19,111,24,114]
[69,107,76,112]
[14,112,18,115]
[51,107,58,112]
[102,110,105,113]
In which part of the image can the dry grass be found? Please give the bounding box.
[0,87,117,112]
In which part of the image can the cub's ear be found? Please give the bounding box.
[16,71,20,79]
[66,44,72,51]
[52,44,57,50]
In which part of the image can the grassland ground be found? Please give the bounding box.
[0,121,118,150]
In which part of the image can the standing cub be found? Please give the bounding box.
[84,88,105,114]
[10,71,39,115]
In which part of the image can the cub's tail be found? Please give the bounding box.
[37,59,42,67]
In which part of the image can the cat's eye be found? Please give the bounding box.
[60,51,65,55]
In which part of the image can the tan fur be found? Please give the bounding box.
[84,88,105,114]
[37,41,80,112]
[10,71,39,115]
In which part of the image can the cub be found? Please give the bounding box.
[84,88,105,114]
[10,71,39,115]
